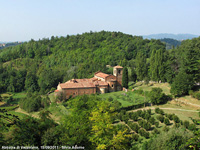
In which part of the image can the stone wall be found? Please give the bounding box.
[63,87,96,99]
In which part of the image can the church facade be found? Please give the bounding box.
[55,66,123,99]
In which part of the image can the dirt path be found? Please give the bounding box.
[129,107,199,113]
[174,99,200,108]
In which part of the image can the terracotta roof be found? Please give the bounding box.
[94,81,108,86]
[60,77,108,89]
[60,82,96,89]
[114,65,123,69]
[95,72,110,79]
[55,90,59,92]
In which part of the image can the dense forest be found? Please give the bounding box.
[0,31,199,96]
[0,31,200,149]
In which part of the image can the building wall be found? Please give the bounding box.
[108,81,117,92]
[63,87,96,99]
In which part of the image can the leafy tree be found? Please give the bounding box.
[25,71,38,92]
[148,88,167,104]
[170,71,194,96]
[122,67,129,89]
[89,100,131,149]
[19,93,42,112]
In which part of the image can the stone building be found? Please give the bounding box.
[55,66,123,99]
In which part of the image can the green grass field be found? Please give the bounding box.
[98,91,145,107]
[133,82,171,95]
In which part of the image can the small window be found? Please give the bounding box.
[112,84,114,87]
[118,70,121,74]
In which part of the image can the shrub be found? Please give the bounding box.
[166,113,173,120]
[188,123,196,131]
[143,122,151,131]
[152,128,160,135]
[130,112,138,121]
[136,110,142,116]
[157,115,164,123]
[194,92,200,100]
[130,123,140,133]
[140,110,146,119]
[138,128,149,138]
[149,117,155,125]
[138,120,145,127]
[144,128,193,150]
[164,118,170,125]
[158,109,164,115]
[132,134,139,141]
[122,114,129,123]
[135,89,144,95]
[174,123,181,128]
[144,113,151,120]
[155,107,160,114]
[147,109,151,115]
[162,125,169,132]
[183,120,190,129]
[173,115,180,123]
[155,121,159,128]
[112,100,122,109]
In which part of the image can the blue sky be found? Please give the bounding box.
[0,0,200,41]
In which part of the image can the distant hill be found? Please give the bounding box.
[143,33,199,40]
[160,38,181,50]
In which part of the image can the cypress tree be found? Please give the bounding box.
[135,52,147,81]
[122,67,129,89]
[131,68,137,82]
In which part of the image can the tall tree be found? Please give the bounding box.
[150,49,165,82]
[131,68,137,82]
[135,52,147,81]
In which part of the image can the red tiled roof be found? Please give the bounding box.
[60,77,108,89]
[114,65,123,69]
[95,72,110,79]
[60,82,96,89]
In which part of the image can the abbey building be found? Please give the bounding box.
[55,66,123,99]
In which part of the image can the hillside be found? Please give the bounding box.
[0,31,166,93]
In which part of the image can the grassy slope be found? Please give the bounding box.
[98,91,145,107]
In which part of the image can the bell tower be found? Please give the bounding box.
[113,66,123,91]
